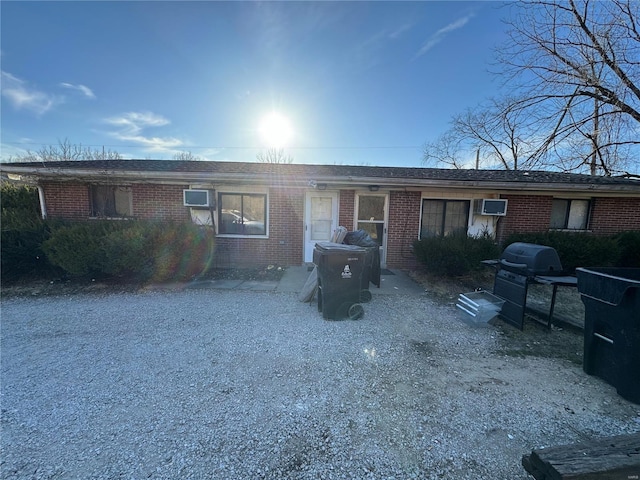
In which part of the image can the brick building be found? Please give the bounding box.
[2,160,639,269]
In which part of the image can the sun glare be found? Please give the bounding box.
[259,112,293,148]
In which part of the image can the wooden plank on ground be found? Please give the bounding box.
[522,432,640,480]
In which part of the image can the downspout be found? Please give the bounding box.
[37,186,47,219]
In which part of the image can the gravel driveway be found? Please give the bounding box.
[1,288,638,479]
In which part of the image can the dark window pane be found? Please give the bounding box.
[420,199,469,238]
[444,201,468,236]
[358,196,385,221]
[219,194,243,234]
[242,194,266,235]
[420,200,444,237]
[114,188,131,216]
[551,199,589,230]
[90,186,131,217]
[550,199,569,229]
[219,193,266,235]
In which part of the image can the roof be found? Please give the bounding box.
[2,159,639,194]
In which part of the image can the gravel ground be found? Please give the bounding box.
[1,289,639,479]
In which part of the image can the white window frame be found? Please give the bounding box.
[419,197,472,239]
[354,192,388,246]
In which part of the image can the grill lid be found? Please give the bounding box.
[500,242,563,276]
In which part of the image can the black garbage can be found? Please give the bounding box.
[313,242,367,320]
[344,229,382,299]
[576,267,640,404]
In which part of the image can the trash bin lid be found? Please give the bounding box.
[314,242,367,253]
[576,267,640,306]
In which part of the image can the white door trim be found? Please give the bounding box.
[304,190,339,263]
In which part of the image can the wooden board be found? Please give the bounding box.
[298,266,318,303]
[522,433,640,480]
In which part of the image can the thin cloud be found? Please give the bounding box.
[105,111,170,130]
[388,22,414,40]
[1,71,60,115]
[0,142,30,161]
[414,12,475,59]
[60,82,96,99]
[195,148,224,161]
[350,24,403,71]
[104,111,183,152]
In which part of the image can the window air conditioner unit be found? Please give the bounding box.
[183,189,211,207]
[474,199,508,216]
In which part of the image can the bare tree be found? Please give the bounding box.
[172,151,202,161]
[256,148,294,164]
[424,0,640,175]
[423,129,469,169]
[424,97,545,170]
[497,0,640,174]
[7,138,122,162]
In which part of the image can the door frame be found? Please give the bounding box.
[354,192,389,268]
[303,190,339,263]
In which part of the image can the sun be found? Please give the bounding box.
[259,112,293,148]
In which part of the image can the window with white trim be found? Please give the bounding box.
[356,194,385,246]
[550,199,590,230]
[218,193,267,236]
[90,185,132,218]
[420,199,470,238]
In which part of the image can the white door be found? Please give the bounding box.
[304,191,338,263]
[355,193,388,267]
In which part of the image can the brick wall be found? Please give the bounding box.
[339,190,355,229]
[40,181,640,270]
[42,182,191,221]
[133,184,190,221]
[496,194,640,242]
[265,187,304,265]
[42,182,91,219]
[386,190,421,269]
[215,187,304,267]
[496,194,553,243]
[590,196,640,235]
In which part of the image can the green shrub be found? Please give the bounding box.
[42,221,119,276]
[1,183,41,213]
[1,183,59,281]
[1,218,57,281]
[613,230,640,268]
[413,232,501,277]
[145,221,215,282]
[99,223,151,278]
[503,231,620,272]
[42,220,215,282]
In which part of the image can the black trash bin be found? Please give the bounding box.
[344,230,382,301]
[576,267,640,404]
[313,242,367,320]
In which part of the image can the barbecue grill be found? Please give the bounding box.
[483,242,578,329]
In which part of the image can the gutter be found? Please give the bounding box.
[37,186,47,219]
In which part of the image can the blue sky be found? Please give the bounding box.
[1,1,509,167]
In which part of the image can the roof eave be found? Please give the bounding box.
[308,175,640,193]
[1,165,638,194]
